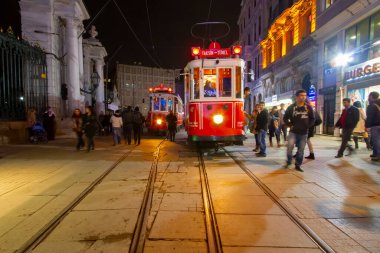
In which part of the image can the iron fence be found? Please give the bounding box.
[0,28,47,121]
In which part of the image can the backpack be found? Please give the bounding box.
[314,111,322,126]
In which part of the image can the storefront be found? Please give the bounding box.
[344,57,380,107]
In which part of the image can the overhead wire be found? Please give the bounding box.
[79,0,112,38]
[145,0,163,67]
[112,0,162,68]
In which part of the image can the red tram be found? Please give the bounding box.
[184,42,245,142]
[146,84,184,133]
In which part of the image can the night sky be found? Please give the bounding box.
[83,0,241,69]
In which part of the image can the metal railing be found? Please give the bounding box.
[0,28,48,121]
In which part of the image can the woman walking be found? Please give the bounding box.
[110,110,123,145]
[82,106,101,152]
[72,108,85,151]
[353,101,371,150]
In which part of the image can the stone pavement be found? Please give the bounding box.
[0,131,379,252]
[222,133,380,252]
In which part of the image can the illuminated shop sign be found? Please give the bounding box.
[344,57,380,83]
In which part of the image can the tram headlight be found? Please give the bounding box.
[213,114,223,124]
[156,119,162,125]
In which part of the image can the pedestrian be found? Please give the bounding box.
[251,104,260,152]
[166,110,178,142]
[26,108,36,141]
[72,108,84,151]
[255,101,269,157]
[283,89,315,172]
[334,98,360,158]
[122,106,134,145]
[268,106,281,147]
[305,108,322,160]
[82,106,102,152]
[110,110,123,145]
[279,103,287,143]
[365,91,380,161]
[42,106,56,140]
[133,106,144,145]
[352,101,371,150]
[243,87,252,136]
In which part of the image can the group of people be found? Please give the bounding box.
[72,106,145,150]
[26,106,57,142]
[245,89,380,172]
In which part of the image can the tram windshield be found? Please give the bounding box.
[168,97,173,112]
[218,68,232,97]
[203,69,217,97]
[153,97,160,111]
[160,97,166,111]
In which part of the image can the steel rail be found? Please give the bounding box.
[129,139,165,253]
[223,148,336,253]
[197,146,223,253]
[19,148,136,253]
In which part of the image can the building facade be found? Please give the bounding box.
[314,0,380,135]
[19,0,107,117]
[115,64,180,116]
[238,0,314,109]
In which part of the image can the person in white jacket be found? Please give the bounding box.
[110,110,123,145]
[353,101,371,150]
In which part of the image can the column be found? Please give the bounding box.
[65,18,81,112]
[95,59,105,115]
[78,23,84,92]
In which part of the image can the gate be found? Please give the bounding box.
[0,27,48,121]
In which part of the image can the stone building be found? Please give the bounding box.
[20,0,107,117]
[115,64,180,116]
[313,0,380,135]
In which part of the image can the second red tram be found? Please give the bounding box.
[184,43,245,142]
[146,84,184,133]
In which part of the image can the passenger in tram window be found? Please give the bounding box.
[204,80,216,97]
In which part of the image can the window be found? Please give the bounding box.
[370,12,380,59]
[236,67,242,98]
[247,61,252,82]
[324,36,337,63]
[326,0,336,9]
[275,37,283,59]
[153,97,159,111]
[345,26,357,53]
[160,98,166,111]
[259,16,261,36]
[254,0,256,7]
[219,68,232,97]
[286,29,294,52]
[248,33,251,45]
[300,10,312,39]
[193,68,200,99]
[168,97,173,112]
[267,47,272,64]
[254,22,257,42]
[203,69,217,98]
[357,18,370,62]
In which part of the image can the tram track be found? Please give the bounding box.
[129,139,165,253]
[197,145,224,253]
[17,140,165,253]
[222,147,336,253]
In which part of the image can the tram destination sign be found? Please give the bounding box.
[201,48,231,58]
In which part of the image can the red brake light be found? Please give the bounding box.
[191,47,200,56]
[233,46,242,55]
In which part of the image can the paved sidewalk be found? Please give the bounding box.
[225,134,380,252]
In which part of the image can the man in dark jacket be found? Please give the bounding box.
[166,110,178,142]
[283,89,315,172]
[335,98,360,158]
[122,106,134,145]
[255,101,269,157]
[365,91,380,161]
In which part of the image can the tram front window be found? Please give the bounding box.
[168,97,173,112]
[236,66,242,98]
[154,97,160,111]
[204,69,217,98]
[193,68,200,99]
[160,98,167,111]
[218,68,232,97]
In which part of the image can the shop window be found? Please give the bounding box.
[357,18,370,62]
[236,67,242,98]
[218,68,232,97]
[370,12,380,59]
[203,69,217,98]
[345,26,357,53]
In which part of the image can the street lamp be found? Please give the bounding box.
[90,70,100,107]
